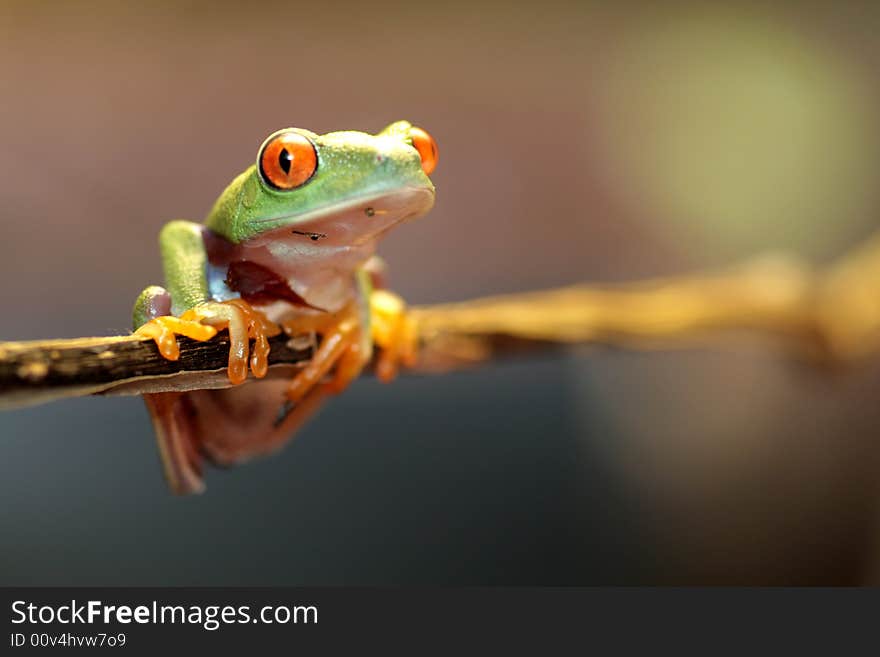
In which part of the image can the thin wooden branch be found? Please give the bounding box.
[3,233,880,411]
[0,333,315,410]
[0,323,566,410]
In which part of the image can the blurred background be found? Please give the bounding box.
[1,0,880,584]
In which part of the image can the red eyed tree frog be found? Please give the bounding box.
[132,121,438,494]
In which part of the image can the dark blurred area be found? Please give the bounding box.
[2,0,880,584]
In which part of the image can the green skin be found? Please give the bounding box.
[133,120,435,329]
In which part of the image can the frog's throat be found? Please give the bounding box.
[205,186,434,313]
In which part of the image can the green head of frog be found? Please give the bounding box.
[205,120,438,245]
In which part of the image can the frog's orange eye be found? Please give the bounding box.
[410,126,438,175]
[259,131,318,190]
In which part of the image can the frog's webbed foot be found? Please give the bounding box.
[134,299,281,384]
[370,289,419,383]
[281,289,418,404]
[282,307,366,405]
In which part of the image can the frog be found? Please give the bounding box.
[132,121,438,494]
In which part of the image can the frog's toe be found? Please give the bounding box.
[285,325,350,404]
[370,289,419,383]
[133,285,172,329]
[181,299,280,385]
[135,299,281,385]
[135,315,219,361]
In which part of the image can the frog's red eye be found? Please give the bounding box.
[259,130,318,190]
[410,126,438,175]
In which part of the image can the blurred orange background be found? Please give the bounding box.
[2,0,880,584]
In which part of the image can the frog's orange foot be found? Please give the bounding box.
[370,289,419,383]
[135,299,281,385]
[134,316,217,360]
[283,311,365,406]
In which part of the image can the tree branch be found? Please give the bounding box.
[0,314,563,411]
[3,233,880,411]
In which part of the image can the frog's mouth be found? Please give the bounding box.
[253,186,435,248]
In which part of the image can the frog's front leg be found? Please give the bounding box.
[133,285,172,325]
[133,221,280,383]
[136,299,279,383]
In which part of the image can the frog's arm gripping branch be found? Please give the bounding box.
[133,220,210,326]
[3,234,880,411]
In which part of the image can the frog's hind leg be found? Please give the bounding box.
[271,340,365,432]
[143,381,333,495]
[133,286,206,494]
[142,391,206,495]
[284,311,365,404]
